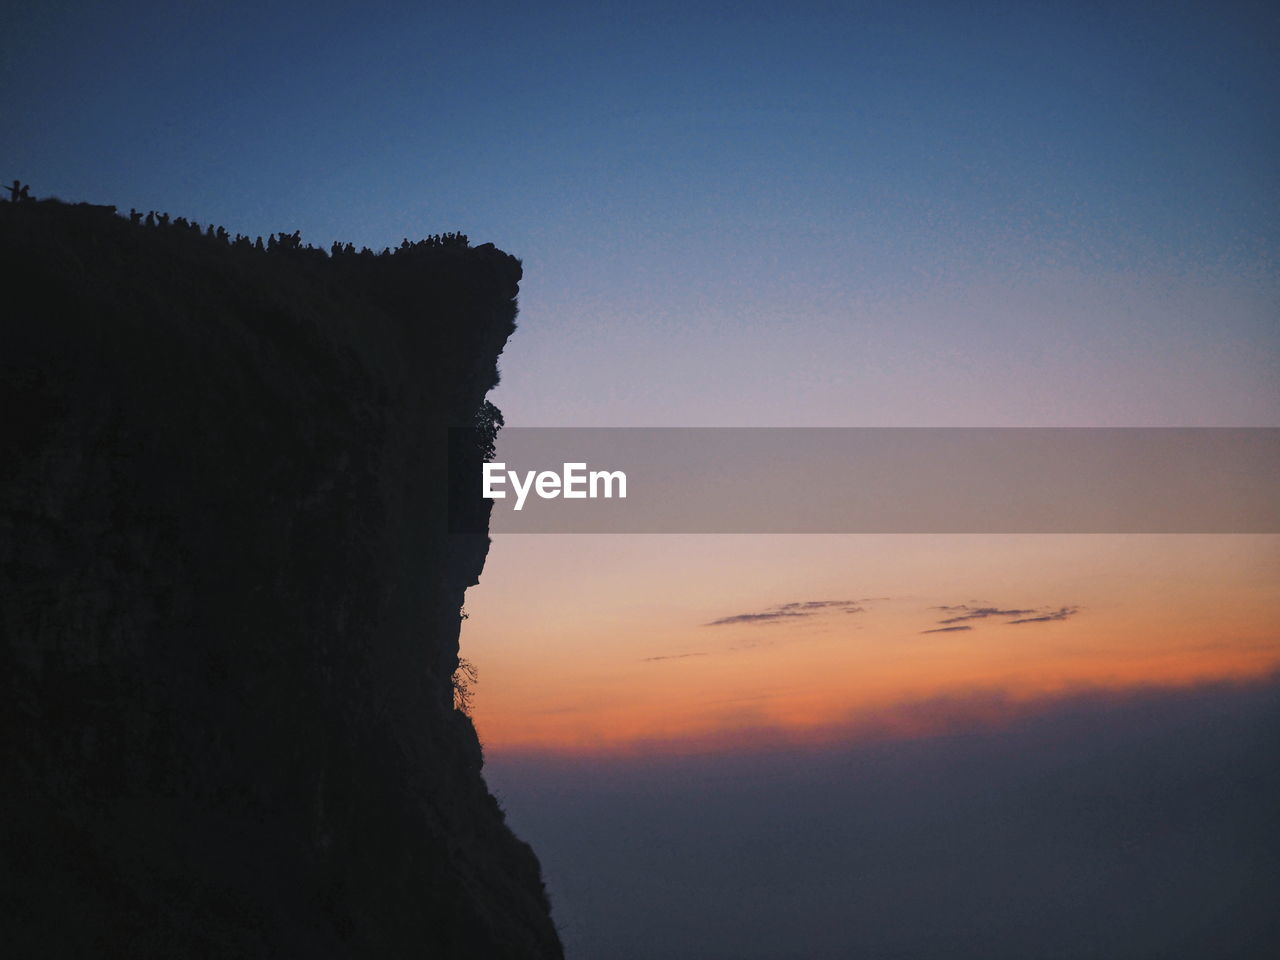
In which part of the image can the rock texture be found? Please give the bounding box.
[0,199,562,958]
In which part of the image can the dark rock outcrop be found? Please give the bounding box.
[0,199,562,958]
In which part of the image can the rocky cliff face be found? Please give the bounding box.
[0,200,562,958]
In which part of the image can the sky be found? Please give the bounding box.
[6,1,1278,956]
[487,675,1280,959]
[465,533,1279,752]
[4,1,1277,426]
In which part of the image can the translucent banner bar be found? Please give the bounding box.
[448,428,1279,533]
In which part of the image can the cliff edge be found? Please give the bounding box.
[0,199,562,958]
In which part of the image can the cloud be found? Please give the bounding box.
[776,600,867,612]
[705,611,814,626]
[921,625,973,634]
[642,652,709,662]
[1007,606,1079,624]
[927,603,1082,629]
[935,606,1036,625]
[705,600,864,627]
[487,674,1280,960]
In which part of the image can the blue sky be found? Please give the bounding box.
[4,0,1276,427]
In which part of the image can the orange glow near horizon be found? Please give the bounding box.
[461,534,1280,756]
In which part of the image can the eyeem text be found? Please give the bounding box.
[482,462,627,511]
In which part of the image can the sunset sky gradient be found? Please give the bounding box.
[5,1,1277,955]
[466,533,1279,753]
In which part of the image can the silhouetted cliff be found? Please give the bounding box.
[0,199,562,958]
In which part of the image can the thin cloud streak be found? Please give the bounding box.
[937,606,1036,624]
[926,602,1082,630]
[705,600,866,627]
[1008,606,1080,624]
[706,611,814,626]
